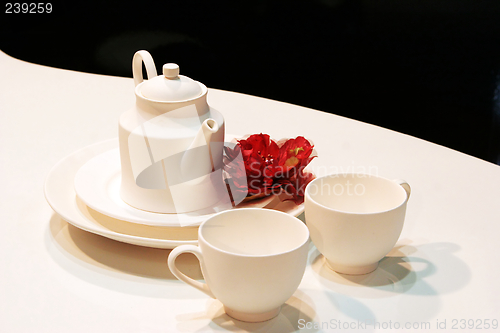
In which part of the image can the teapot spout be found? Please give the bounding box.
[181,118,219,180]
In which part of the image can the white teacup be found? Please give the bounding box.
[305,173,411,275]
[167,208,310,322]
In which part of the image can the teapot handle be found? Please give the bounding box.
[132,50,158,87]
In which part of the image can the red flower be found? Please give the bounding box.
[277,136,315,171]
[224,134,316,205]
[230,134,279,196]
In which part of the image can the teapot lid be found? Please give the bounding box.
[140,63,203,101]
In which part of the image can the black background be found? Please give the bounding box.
[2,0,500,164]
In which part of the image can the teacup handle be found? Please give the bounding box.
[394,179,411,200]
[132,50,158,87]
[167,245,215,298]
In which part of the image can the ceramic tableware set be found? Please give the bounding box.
[44,50,282,249]
[45,50,411,323]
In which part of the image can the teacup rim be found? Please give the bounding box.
[198,208,310,258]
[305,173,409,215]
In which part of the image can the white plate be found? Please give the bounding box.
[44,139,197,249]
[44,139,304,249]
[74,149,275,227]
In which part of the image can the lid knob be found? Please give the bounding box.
[138,58,203,101]
[163,63,179,79]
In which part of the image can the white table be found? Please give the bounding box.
[1,50,499,332]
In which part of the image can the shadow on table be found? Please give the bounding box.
[46,213,209,298]
[309,241,470,297]
[308,241,471,323]
[175,291,317,333]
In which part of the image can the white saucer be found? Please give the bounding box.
[74,149,275,227]
[44,139,198,249]
[44,139,304,249]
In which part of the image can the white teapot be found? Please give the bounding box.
[118,50,225,214]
